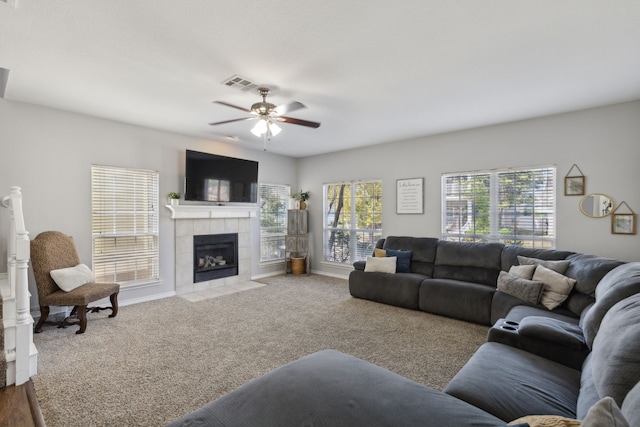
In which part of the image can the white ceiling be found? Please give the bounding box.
[1,1,640,158]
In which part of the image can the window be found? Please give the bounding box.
[259,183,290,262]
[91,165,159,286]
[442,166,556,248]
[323,180,382,264]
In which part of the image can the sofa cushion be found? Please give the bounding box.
[533,266,577,310]
[349,269,423,310]
[433,241,504,286]
[591,293,640,407]
[621,380,640,427]
[581,262,640,348]
[420,279,495,325]
[565,291,596,318]
[576,354,600,420]
[444,342,581,421]
[165,349,505,427]
[564,253,626,296]
[501,246,573,272]
[385,249,412,273]
[497,271,544,304]
[383,236,438,276]
[491,292,578,325]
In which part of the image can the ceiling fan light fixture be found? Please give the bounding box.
[251,119,268,137]
[269,121,281,136]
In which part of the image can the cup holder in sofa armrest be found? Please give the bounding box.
[499,320,520,331]
[518,316,585,349]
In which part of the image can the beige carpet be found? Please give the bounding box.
[32,274,488,426]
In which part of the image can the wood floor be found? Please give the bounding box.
[0,381,46,427]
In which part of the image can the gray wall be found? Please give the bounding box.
[299,101,640,278]
[0,99,297,309]
[2,98,639,306]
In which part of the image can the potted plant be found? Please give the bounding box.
[291,190,310,209]
[167,192,181,206]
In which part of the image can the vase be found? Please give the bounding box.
[170,198,179,206]
[299,201,306,210]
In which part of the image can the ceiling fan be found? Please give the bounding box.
[209,87,320,150]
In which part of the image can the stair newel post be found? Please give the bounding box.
[3,186,37,386]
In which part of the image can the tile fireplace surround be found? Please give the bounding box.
[167,205,257,295]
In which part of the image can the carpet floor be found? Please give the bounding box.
[32,274,488,426]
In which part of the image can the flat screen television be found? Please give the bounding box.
[184,150,258,204]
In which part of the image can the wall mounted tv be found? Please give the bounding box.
[185,150,258,204]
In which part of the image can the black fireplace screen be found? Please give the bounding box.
[193,233,238,283]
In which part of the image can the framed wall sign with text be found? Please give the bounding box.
[396,178,424,214]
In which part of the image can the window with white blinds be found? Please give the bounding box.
[91,165,159,286]
[259,183,290,262]
[323,180,382,264]
[442,166,556,248]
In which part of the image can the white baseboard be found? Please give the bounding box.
[251,271,285,280]
[309,269,350,280]
[119,290,176,307]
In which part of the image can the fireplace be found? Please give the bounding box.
[193,233,238,283]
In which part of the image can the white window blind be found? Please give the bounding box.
[442,166,556,248]
[323,180,382,264]
[259,183,290,262]
[91,165,159,286]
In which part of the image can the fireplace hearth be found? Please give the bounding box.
[193,233,238,283]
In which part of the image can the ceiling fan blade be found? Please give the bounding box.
[212,100,252,113]
[274,101,306,116]
[208,117,256,126]
[275,116,321,128]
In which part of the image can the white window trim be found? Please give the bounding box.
[441,165,556,248]
[323,179,382,264]
[259,182,290,263]
[91,165,160,287]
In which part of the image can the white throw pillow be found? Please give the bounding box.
[533,265,577,310]
[364,256,397,274]
[49,263,95,292]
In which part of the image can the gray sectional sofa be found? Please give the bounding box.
[166,236,640,427]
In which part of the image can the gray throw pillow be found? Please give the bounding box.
[497,271,544,304]
[509,264,537,280]
[517,255,571,274]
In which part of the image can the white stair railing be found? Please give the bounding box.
[1,186,37,386]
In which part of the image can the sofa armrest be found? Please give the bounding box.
[519,316,585,349]
[353,260,366,271]
[488,318,588,370]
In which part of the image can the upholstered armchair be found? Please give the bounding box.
[30,231,119,334]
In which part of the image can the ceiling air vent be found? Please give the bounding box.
[221,75,258,92]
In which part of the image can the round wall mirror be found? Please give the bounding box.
[580,193,614,218]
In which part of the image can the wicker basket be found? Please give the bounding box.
[291,256,306,274]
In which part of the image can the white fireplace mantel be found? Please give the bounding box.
[165,204,258,220]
